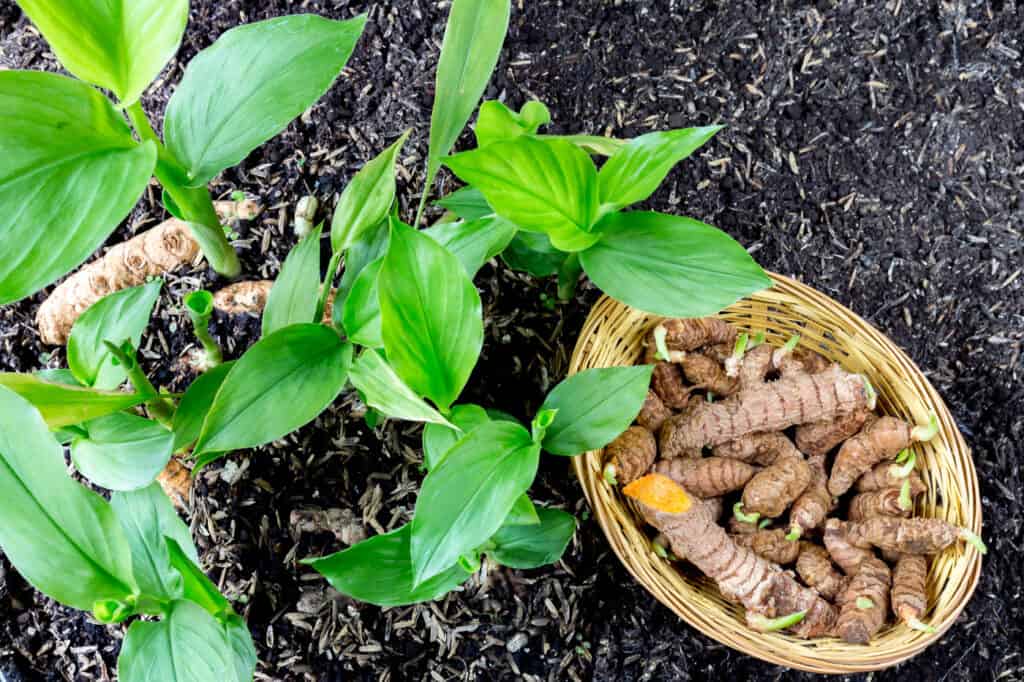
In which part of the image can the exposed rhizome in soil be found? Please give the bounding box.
[2,1,1023,680]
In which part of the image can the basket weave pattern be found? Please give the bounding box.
[569,274,983,673]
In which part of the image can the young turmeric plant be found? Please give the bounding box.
[0,0,365,313]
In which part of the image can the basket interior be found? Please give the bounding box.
[569,274,983,673]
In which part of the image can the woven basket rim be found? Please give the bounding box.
[569,272,983,673]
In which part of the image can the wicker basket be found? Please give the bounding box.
[569,273,983,673]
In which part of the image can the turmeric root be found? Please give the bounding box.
[742,454,811,519]
[735,343,775,388]
[624,474,836,638]
[855,461,926,496]
[659,365,874,453]
[776,347,831,379]
[824,519,875,575]
[213,280,273,315]
[649,361,691,409]
[36,200,259,345]
[796,543,848,601]
[787,455,833,539]
[680,353,738,397]
[603,426,657,486]
[157,457,193,511]
[892,554,933,632]
[636,390,672,432]
[846,517,985,555]
[652,318,738,353]
[658,399,708,459]
[795,407,871,458]
[828,414,938,496]
[713,431,800,466]
[653,457,758,498]
[847,488,912,522]
[834,556,891,644]
[733,528,801,564]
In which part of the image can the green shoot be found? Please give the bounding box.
[861,375,878,410]
[184,290,223,369]
[706,391,715,403]
[651,538,669,559]
[895,448,911,463]
[911,412,940,442]
[856,597,874,610]
[758,519,771,530]
[960,529,988,555]
[733,502,759,525]
[749,610,806,632]
[457,553,481,573]
[782,333,801,353]
[531,408,557,442]
[732,332,749,359]
[653,325,670,362]
[785,525,802,542]
[603,463,618,486]
[899,478,913,511]
[906,617,937,634]
[749,331,766,348]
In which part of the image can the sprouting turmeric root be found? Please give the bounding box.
[37,200,260,345]
[787,455,833,540]
[623,474,836,638]
[847,488,912,522]
[828,414,939,496]
[650,318,738,353]
[649,361,692,410]
[854,459,926,495]
[603,426,657,486]
[824,519,875,575]
[636,390,672,432]
[742,453,811,519]
[796,543,848,602]
[653,457,758,498]
[795,407,871,458]
[834,556,891,644]
[733,528,801,564]
[892,554,933,632]
[680,353,738,397]
[213,280,274,315]
[660,365,875,454]
[846,517,986,556]
[712,431,800,466]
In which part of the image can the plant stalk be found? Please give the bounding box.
[316,250,344,324]
[103,341,175,426]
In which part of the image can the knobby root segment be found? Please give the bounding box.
[622,474,692,513]
[36,200,259,345]
[748,610,807,632]
[605,427,656,486]
[828,415,916,497]
[654,457,757,499]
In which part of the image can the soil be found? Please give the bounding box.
[1,1,1023,681]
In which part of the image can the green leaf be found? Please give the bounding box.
[579,211,771,317]
[331,132,409,252]
[224,616,258,682]
[598,126,723,211]
[340,256,384,347]
[0,72,157,304]
[423,215,517,277]
[0,373,145,429]
[67,281,162,389]
[501,231,565,278]
[110,483,196,603]
[421,404,491,471]
[545,134,627,157]
[423,0,511,198]
[334,219,389,331]
[165,538,233,620]
[172,362,235,452]
[15,0,188,105]
[193,324,353,467]
[435,186,492,221]
[443,136,600,251]
[349,349,455,428]
[118,600,233,682]
[540,366,654,456]
[488,507,576,569]
[410,421,539,585]
[379,219,483,411]
[0,386,136,611]
[304,524,472,608]
[263,225,322,336]
[165,14,366,186]
[474,99,550,147]
[503,494,541,527]
[71,412,174,491]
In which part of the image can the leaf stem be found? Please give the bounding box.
[184,291,223,368]
[102,340,175,426]
[316,250,343,323]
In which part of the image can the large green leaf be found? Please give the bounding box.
[0,373,145,429]
[597,126,723,211]
[580,211,771,317]
[71,412,174,491]
[540,366,654,456]
[193,324,352,467]
[474,99,550,147]
[443,136,600,251]
[263,225,322,336]
[488,507,576,569]
[331,132,408,253]
[0,386,136,611]
[224,616,258,682]
[349,349,454,428]
[340,256,384,348]
[165,538,233,620]
[15,0,188,105]
[379,220,483,410]
[110,483,196,603]
[422,0,510,201]
[304,524,472,607]
[67,281,162,389]
[423,215,517,277]
[0,72,156,304]
[118,600,233,682]
[171,362,234,452]
[165,14,366,186]
[501,231,565,278]
[421,403,491,471]
[434,186,492,221]
[410,421,539,585]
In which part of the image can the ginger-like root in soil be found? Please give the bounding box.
[787,455,833,539]
[660,365,874,454]
[824,518,876,575]
[834,556,891,644]
[213,280,274,315]
[847,488,913,522]
[795,407,871,458]
[36,200,259,345]
[603,426,657,486]
[742,453,812,519]
[623,474,836,638]
[157,457,193,510]
[892,553,932,632]
[846,517,985,555]
[653,457,758,498]
[796,543,848,602]
[733,528,801,564]
[828,414,938,496]
[636,390,672,432]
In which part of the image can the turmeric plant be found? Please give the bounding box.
[1,0,365,310]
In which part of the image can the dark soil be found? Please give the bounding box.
[2,1,1023,681]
